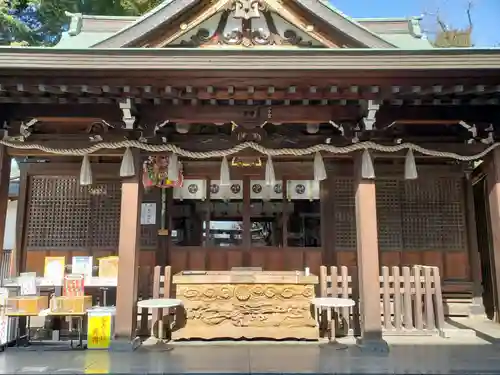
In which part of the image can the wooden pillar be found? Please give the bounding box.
[0,146,11,259]
[320,175,334,266]
[114,170,143,346]
[464,172,484,315]
[242,176,251,267]
[353,154,387,351]
[486,148,500,322]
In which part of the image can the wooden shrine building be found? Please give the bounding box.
[0,0,499,346]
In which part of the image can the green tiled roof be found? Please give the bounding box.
[57,31,115,49]
[53,0,434,50]
[384,34,433,49]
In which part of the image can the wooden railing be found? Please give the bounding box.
[319,265,445,335]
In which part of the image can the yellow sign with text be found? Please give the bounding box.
[87,315,112,349]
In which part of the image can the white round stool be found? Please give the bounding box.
[312,297,355,349]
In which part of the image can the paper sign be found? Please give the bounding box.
[44,257,65,281]
[98,257,118,279]
[19,275,37,296]
[72,256,93,278]
[140,203,156,225]
[63,274,84,297]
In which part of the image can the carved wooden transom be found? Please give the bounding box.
[169,3,324,48]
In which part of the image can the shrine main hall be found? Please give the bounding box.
[0,0,499,346]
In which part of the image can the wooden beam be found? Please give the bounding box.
[6,103,360,124]
[7,104,123,121]
[376,105,500,127]
[1,62,500,84]
[9,102,500,128]
[143,105,359,124]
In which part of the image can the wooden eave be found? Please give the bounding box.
[0,48,499,71]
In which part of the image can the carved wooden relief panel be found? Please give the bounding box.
[172,283,318,339]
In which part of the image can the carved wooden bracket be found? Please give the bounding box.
[231,124,266,143]
[119,98,136,130]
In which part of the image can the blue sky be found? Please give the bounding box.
[330,0,498,46]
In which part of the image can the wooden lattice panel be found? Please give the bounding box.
[431,177,465,250]
[332,178,356,251]
[376,180,403,251]
[401,177,466,251]
[90,182,121,249]
[331,175,466,253]
[26,177,91,250]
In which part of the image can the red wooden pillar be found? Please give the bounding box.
[486,148,500,322]
[353,154,388,351]
[113,170,143,349]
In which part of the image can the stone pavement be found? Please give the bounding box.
[0,335,500,374]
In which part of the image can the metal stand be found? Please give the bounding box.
[319,308,348,350]
[14,316,31,347]
[69,316,85,349]
[142,310,173,352]
[100,288,108,306]
[326,318,348,350]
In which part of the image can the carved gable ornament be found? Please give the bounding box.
[171,0,320,48]
[232,0,265,20]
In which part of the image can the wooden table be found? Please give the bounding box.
[172,270,319,340]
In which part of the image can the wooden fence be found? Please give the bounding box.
[319,265,445,335]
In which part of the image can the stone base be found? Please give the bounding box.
[469,297,486,316]
[356,337,390,353]
[108,336,141,352]
[172,325,318,340]
[139,339,173,352]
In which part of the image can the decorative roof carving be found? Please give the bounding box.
[231,0,266,20]
[178,7,315,48]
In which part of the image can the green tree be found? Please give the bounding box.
[0,0,40,45]
[1,0,163,46]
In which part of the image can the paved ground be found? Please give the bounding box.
[0,335,500,374]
